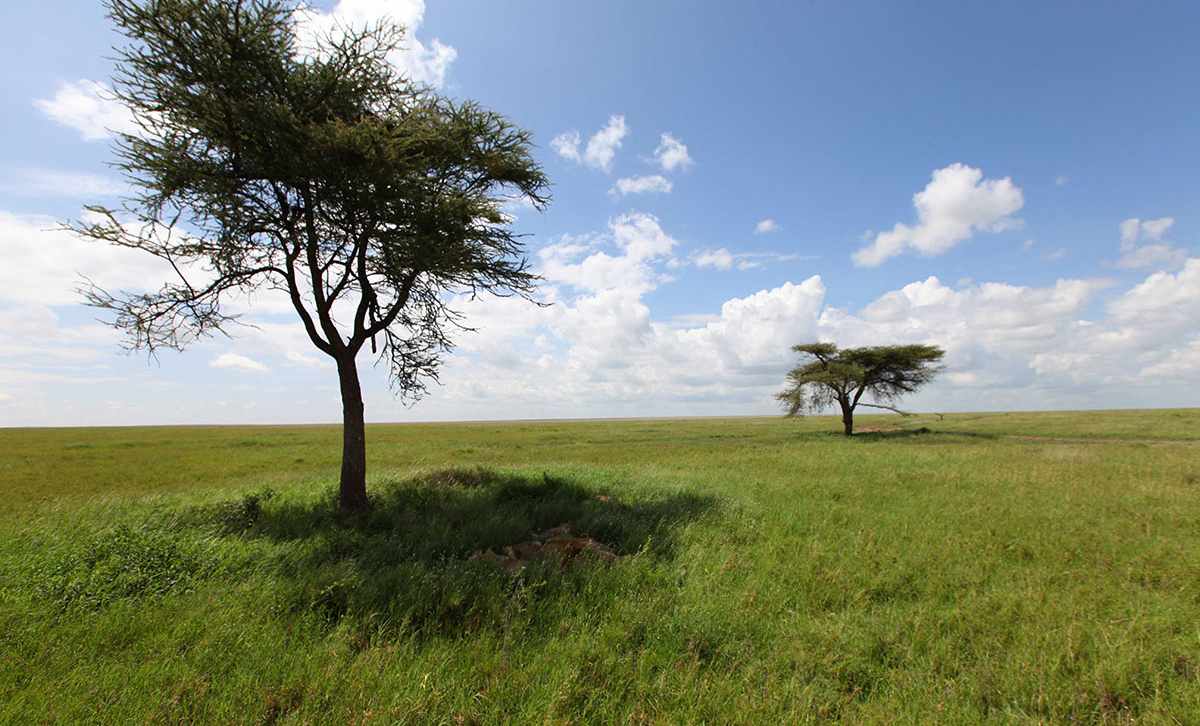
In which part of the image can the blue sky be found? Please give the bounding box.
[2,0,1198,426]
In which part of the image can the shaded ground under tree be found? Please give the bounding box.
[37,468,718,639]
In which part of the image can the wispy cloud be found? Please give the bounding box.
[1117,217,1186,270]
[0,168,124,198]
[692,248,808,271]
[754,218,779,235]
[610,174,672,196]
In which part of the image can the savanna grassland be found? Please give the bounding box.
[1,409,1198,724]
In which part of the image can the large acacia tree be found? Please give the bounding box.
[776,343,945,436]
[73,0,549,511]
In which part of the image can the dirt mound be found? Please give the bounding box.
[469,523,620,573]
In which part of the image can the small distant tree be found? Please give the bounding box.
[776,343,945,436]
[72,0,549,512]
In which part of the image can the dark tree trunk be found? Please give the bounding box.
[839,399,854,437]
[336,356,370,512]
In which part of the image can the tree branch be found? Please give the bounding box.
[358,267,420,348]
[300,183,346,352]
[858,402,914,416]
[282,235,335,356]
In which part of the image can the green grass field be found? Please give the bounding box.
[2,409,1198,723]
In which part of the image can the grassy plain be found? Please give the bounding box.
[1,409,1198,723]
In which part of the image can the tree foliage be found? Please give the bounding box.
[776,342,945,435]
[72,0,550,510]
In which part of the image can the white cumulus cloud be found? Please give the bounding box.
[0,210,173,307]
[853,163,1024,266]
[34,80,138,141]
[653,133,692,172]
[549,131,582,163]
[285,350,334,369]
[210,352,269,373]
[551,115,628,172]
[538,212,677,294]
[294,0,456,88]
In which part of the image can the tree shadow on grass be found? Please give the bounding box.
[791,428,1000,443]
[208,468,718,638]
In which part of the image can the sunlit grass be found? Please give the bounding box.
[1,410,1198,722]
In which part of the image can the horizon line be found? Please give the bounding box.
[2,405,1197,431]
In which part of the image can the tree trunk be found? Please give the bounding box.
[336,356,370,512]
[840,399,854,437]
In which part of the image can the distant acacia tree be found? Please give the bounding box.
[776,343,945,436]
[72,0,549,512]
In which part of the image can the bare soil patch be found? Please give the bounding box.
[469,521,621,573]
